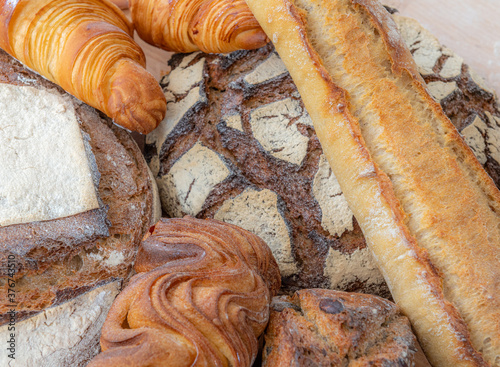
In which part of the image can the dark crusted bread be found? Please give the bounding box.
[0,49,158,365]
[145,15,500,297]
[263,289,421,366]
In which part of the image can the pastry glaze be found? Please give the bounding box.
[130,0,269,53]
[245,0,500,365]
[88,217,281,367]
[0,0,166,133]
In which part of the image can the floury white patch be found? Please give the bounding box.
[461,116,488,164]
[215,188,299,277]
[427,81,457,102]
[166,56,205,95]
[244,52,288,85]
[313,155,354,237]
[0,84,99,226]
[323,247,384,290]
[159,142,230,217]
[147,56,207,155]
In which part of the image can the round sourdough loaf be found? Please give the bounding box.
[146,14,500,296]
[0,49,160,366]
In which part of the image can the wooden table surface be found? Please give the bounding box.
[133,0,500,95]
[384,0,500,94]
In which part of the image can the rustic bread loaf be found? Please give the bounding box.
[263,289,422,366]
[0,49,159,366]
[145,14,500,302]
[244,0,500,366]
[88,217,281,367]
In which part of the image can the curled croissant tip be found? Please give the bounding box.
[106,61,166,134]
[234,28,270,50]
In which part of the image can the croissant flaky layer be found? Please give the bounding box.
[88,217,281,367]
[0,0,166,134]
[130,0,269,53]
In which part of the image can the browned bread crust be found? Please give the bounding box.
[263,289,419,366]
[0,49,155,324]
[245,0,500,365]
[88,217,281,367]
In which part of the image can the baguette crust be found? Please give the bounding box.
[245,0,500,366]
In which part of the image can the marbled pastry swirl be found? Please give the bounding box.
[88,217,281,367]
[130,0,269,53]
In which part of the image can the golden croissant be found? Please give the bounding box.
[130,0,269,53]
[0,0,166,134]
[88,217,281,367]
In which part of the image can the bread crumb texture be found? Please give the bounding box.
[0,84,99,226]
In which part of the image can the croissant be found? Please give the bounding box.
[88,217,281,367]
[0,0,166,134]
[130,0,269,53]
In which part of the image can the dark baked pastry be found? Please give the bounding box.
[88,216,281,367]
[263,289,420,366]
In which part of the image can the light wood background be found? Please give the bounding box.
[384,0,500,94]
[128,0,500,95]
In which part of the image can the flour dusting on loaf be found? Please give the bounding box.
[215,188,299,276]
[0,280,121,367]
[427,81,458,102]
[0,84,99,226]
[324,247,384,289]
[313,154,354,236]
[160,141,230,217]
[250,98,312,165]
[244,52,288,85]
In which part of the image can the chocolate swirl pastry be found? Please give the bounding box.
[88,217,281,367]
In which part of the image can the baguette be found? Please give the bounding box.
[244,0,500,366]
[0,0,166,134]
